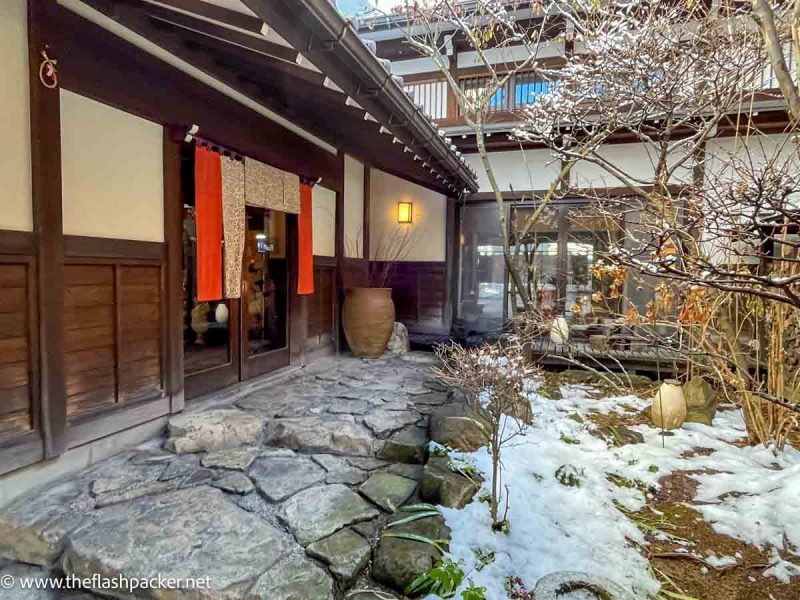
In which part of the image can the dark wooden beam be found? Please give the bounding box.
[162,130,184,412]
[146,0,264,34]
[28,0,66,458]
[334,152,345,352]
[51,2,343,189]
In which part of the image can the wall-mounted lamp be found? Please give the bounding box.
[397,202,413,224]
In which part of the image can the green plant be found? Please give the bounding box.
[649,464,660,473]
[560,433,581,445]
[471,547,495,571]
[405,558,465,598]
[383,504,448,555]
[461,582,488,600]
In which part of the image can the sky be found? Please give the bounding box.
[336,0,398,16]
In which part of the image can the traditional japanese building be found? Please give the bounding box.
[0,0,476,496]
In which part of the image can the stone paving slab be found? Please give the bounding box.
[0,353,448,599]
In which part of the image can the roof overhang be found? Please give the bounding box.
[57,0,477,194]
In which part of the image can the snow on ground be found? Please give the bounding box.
[436,381,800,598]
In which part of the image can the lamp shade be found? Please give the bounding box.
[397,201,413,224]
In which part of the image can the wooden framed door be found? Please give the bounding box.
[240,206,290,380]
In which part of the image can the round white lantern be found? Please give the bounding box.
[651,379,687,430]
[550,317,569,344]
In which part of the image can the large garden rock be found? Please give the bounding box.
[312,454,368,485]
[386,322,410,354]
[0,480,95,566]
[532,571,635,600]
[359,473,417,512]
[306,528,371,584]
[250,553,333,600]
[419,457,480,508]
[378,426,428,463]
[279,484,379,546]
[249,455,326,502]
[594,425,644,447]
[165,409,264,454]
[372,512,451,593]
[62,487,294,599]
[430,404,490,452]
[683,378,719,426]
[264,415,375,456]
[363,410,421,439]
[201,446,259,470]
[212,472,254,495]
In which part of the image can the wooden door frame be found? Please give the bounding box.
[240,210,292,381]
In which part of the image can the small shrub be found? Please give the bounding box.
[461,582,488,600]
[405,558,465,598]
[471,547,495,571]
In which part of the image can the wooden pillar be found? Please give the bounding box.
[362,164,371,261]
[446,46,460,121]
[28,0,66,457]
[334,151,345,351]
[162,130,185,412]
[445,196,458,331]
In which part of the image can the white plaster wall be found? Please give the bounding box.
[370,169,447,262]
[392,56,448,77]
[312,184,336,257]
[61,90,164,242]
[571,142,693,189]
[343,154,364,258]
[702,133,800,263]
[458,40,564,68]
[0,0,33,232]
[464,148,563,193]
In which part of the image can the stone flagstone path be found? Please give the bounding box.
[0,352,455,600]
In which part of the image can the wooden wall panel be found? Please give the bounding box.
[0,261,34,440]
[119,264,163,401]
[64,264,116,419]
[379,261,449,333]
[308,262,335,343]
[62,253,165,423]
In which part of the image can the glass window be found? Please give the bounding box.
[243,207,288,355]
[182,203,231,375]
[458,204,507,333]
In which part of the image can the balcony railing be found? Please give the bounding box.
[461,72,555,115]
[402,49,794,124]
[757,42,797,90]
[404,80,449,120]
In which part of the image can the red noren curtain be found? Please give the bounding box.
[297,183,314,295]
[195,146,223,301]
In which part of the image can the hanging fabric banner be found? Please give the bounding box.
[244,156,283,210]
[297,183,314,295]
[282,172,301,214]
[221,156,245,298]
[195,146,223,301]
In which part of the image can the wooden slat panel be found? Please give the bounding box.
[120,283,160,304]
[64,264,114,286]
[64,284,114,307]
[0,262,32,439]
[0,265,26,288]
[0,386,31,416]
[118,265,162,400]
[64,325,114,352]
[0,337,28,364]
[0,288,27,314]
[120,338,160,363]
[120,265,160,286]
[64,264,116,420]
[65,346,115,376]
[0,312,27,338]
[64,306,115,331]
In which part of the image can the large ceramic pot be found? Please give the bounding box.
[343,287,395,358]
